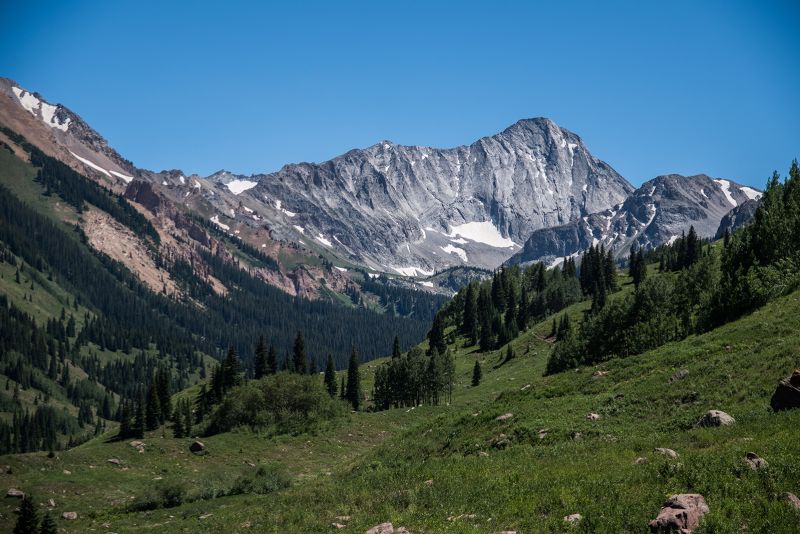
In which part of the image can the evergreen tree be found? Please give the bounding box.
[427,313,447,356]
[392,335,401,359]
[145,383,160,431]
[267,344,278,375]
[323,354,337,397]
[221,347,242,390]
[462,283,479,345]
[345,348,362,411]
[254,336,268,379]
[40,512,57,534]
[173,401,185,438]
[505,344,515,363]
[604,249,617,291]
[132,394,145,438]
[183,399,192,437]
[13,494,38,534]
[339,376,346,400]
[472,360,482,387]
[117,399,132,439]
[155,366,171,423]
[293,332,307,374]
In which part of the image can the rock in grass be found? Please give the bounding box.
[634,457,648,464]
[648,494,709,533]
[783,492,800,510]
[495,413,514,422]
[564,513,583,525]
[770,369,800,411]
[586,412,601,421]
[62,511,78,520]
[654,448,679,458]
[333,523,347,529]
[668,369,689,384]
[107,458,122,466]
[6,488,24,498]
[697,410,735,427]
[365,523,394,534]
[189,440,206,454]
[744,452,768,470]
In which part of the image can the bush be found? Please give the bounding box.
[130,481,187,511]
[207,372,345,435]
[230,463,291,495]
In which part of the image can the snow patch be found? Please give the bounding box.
[714,179,737,207]
[447,221,516,248]
[334,266,348,272]
[243,206,254,213]
[293,225,305,235]
[11,86,71,131]
[315,233,333,247]
[418,281,434,288]
[667,235,680,245]
[179,176,186,185]
[450,237,468,245]
[700,188,708,198]
[740,186,762,201]
[440,244,468,262]
[110,170,133,184]
[210,215,230,231]
[392,266,435,277]
[275,200,296,217]
[226,180,258,195]
[193,180,201,189]
[69,151,111,178]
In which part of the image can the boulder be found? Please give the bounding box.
[698,410,735,427]
[634,457,649,465]
[784,492,800,510]
[423,479,433,486]
[744,452,768,471]
[592,370,608,378]
[570,432,583,441]
[495,413,514,422]
[669,369,689,384]
[62,511,78,520]
[648,494,709,533]
[47,498,55,508]
[332,523,347,529]
[365,523,393,534]
[655,448,679,459]
[586,412,601,421]
[6,488,24,498]
[538,429,549,440]
[189,440,206,454]
[770,369,800,411]
[490,433,511,449]
[564,513,582,525]
[107,458,122,466]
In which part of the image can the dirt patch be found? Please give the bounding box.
[81,206,179,295]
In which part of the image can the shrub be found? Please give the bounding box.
[207,372,345,435]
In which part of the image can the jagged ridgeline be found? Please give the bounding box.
[0,133,446,454]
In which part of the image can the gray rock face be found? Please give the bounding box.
[207,118,633,273]
[507,174,762,266]
[715,198,759,239]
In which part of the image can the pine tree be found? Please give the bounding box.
[605,249,617,291]
[221,346,242,390]
[267,344,278,375]
[40,512,57,534]
[392,335,401,359]
[427,313,447,356]
[145,383,160,431]
[13,494,38,534]
[183,399,192,437]
[155,367,171,423]
[345,348,362,411]
[339,376,346,400]
[472,360,482,387]
[173,401,185,438]
[254,336,268,379]
[324,354,337,397]
[293,332,307,374]
[117,400,132,439]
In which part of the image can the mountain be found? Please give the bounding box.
[715,198,760,239]
[506,173,762,266]
[220,118,633,273]
[0,78,633,278]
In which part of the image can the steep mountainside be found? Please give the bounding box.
[0,78,633,278]
[507,173,762,266]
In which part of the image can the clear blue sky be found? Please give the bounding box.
[1,1,798,188]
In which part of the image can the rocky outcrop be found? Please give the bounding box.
[770,369,800,411]
[715,198,759,239]
[507,174,761,266]
[189,440,206,454]
[697,410,735,427]
[744,452,768,470]
[648,494,709,533]
[655,448,679,459]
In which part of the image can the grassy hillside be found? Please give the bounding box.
[2,275,798,532]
